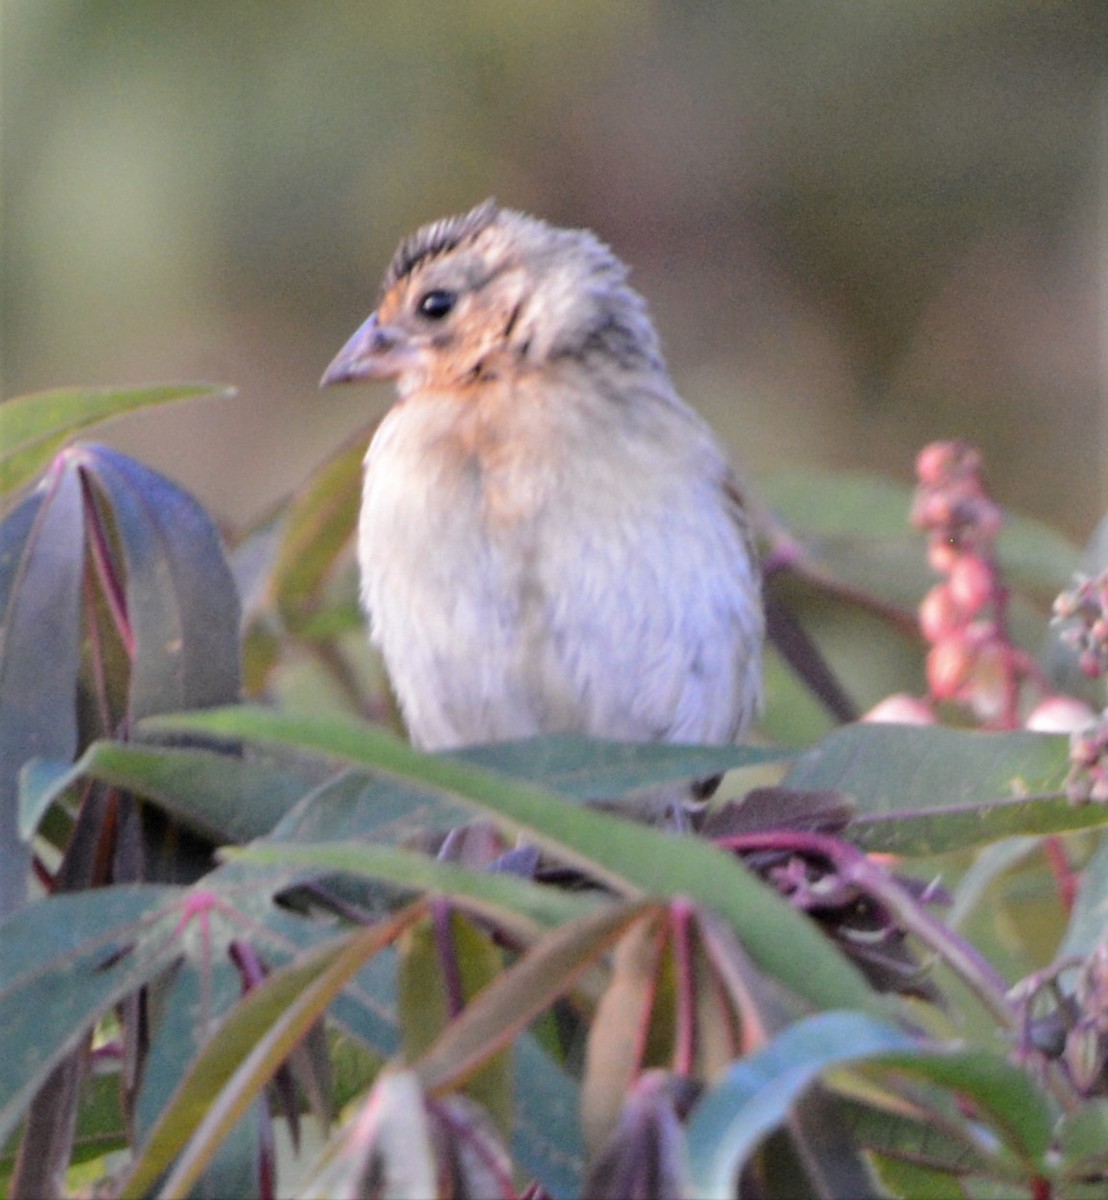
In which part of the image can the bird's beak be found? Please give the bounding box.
[320,313,412,386]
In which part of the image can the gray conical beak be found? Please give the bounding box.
[320,313,411,386]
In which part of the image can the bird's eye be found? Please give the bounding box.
[417,289,457,320]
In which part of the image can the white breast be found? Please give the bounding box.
[357,378,762,752]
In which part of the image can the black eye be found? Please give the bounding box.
[417,289,457,320]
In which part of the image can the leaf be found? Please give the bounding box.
[580,915,663,1155]
[414,901,657,1097]
[763,468,1079,597]
[399,911,512,1135]
[119,907,424,1199]
[232,839,598,938]
[0,465,84,915]
[762,471,915,540]
[298,1069,437,1200]
[271,432,366,628]
[686,1011,1052,1198]
[996,510,1082,597]
[0,884,185,1147]
[453,734,791,800]
[268,767,471,847]
[19,741,315,845]
[1057,1099,1108,1179]
[687,1011,920,1198]
[0,384,234,502]
[78,444,241,716]
[850,795,1108,858]
[786,723,1069,814]
[511,1033,584,1200]
[947,837,1040,929]
[1059,835,1108,960]
[146,707,879,1015]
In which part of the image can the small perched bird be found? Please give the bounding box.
[322,200,763,811]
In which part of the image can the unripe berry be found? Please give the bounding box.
[927,539,960,574]
[927,635,973,700]
[915,442,954,486]
[948,554,993,614]
[919,584,962,642]
[965,639,1009,722]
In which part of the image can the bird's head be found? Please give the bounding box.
[321,200,665,397]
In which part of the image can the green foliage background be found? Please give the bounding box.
[4,0,1106,536]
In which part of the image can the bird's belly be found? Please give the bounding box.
[358,420,760,752]
[357,446,564,748]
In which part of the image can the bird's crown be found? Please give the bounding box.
[377,201,665,375]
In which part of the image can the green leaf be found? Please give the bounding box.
[145,708,879,1015]
[119,910,423,1200]
[787,723,1068,812]
[0,885,185,1147]
[454,735,791,800]
[79,444,241,716]
[851,794,1108,856]
[413,901,655,1098]
[879,1047,1054,1167]
[787,725,1094,855]
[687,1011,1053,1198]
[1059,835,1108,959]
[0,465,84,914]
[272,432,365,628]
[19,741,315,845]
[1057,1099,1108,1180]
[687,1011,921,1198]
[231,840,598,935]
[512,1034,583,1200]
[268,767,470,847]
[762,471,914,540]
[763,468,1079,597]
[996,510,1082,597]
[0,384,234,502]
[400,911,513,1135]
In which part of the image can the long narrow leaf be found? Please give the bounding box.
[144,707,878,1014]
[19,741,312,845]
[0,885,185,1145]
[80,445,241,716]
[231,840,599,935]
[687,1010,1053,1198]
[0,384,233,502]
[120,906,424,1199]
[0,465,84,914]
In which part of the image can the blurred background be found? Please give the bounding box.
[3,0,1107,541]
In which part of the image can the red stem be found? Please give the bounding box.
[79,470,135,658]
[670,899,697,1077]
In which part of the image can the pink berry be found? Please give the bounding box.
[948,554,993,613]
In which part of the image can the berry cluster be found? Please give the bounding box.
[1053,571,1108,681]
[910,440,1033,726]
[865,440,1103,775]
[1065,714,1108,806]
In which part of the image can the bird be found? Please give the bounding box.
[321,199,763,817]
